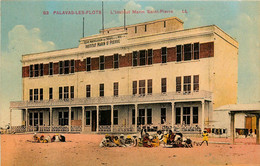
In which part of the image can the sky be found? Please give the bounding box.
[0,1,259,127]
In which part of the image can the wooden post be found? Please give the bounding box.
[230,112,235,144]
[69,107,71,132]
[111,105,114,133]
[201,101,205,131]
[256,115,259,144]
[97,105,99,133]
[82,106,85,133]
[50,107,52,132]
[26,108,28,132]
[135,104,138,132]
[171,102,175,129]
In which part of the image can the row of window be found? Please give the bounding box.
[29,75,199,101]
[131,107,198,125]
[28,43,201,77]
[28,106,198,126]
[29,64,44,77]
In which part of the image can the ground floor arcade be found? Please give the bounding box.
[10,100,212,134]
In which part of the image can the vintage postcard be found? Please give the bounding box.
[1,0,259,166]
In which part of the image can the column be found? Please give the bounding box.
[230,112,235,144]
[201,100,205,131]
[50,107,52,132]
[111,105,114,132]
[26,108,28,132]
[256,115,259,144]
[10,109,12,128]
[171,102,175,129]
[69,107,71,132]
[82,106,85,132]
[180,106,183,125]
[96,105,99,133]
[135,104,138,132]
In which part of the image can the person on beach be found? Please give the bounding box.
[201,130,209,146]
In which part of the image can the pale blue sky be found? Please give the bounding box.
[1,1,259,127]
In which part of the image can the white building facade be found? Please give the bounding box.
[10,17,238,134]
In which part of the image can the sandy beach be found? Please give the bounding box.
[1,134,260,166]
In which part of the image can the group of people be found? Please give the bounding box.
[100,134,138,147]
[99,129,209,148]
[32,133,66,143]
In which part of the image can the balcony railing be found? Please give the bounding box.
[10,90,212,109]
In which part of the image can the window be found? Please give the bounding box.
[114,82,119,96]
[113,110,118,125]
[132,109,135,125]
[64,86,69,99]
[34,64,39,77]
[70,86,74,99]
[135,26,137,33]
[144,25,147,32]
[176,76,182,92]
[164,21,166,28]
[40,88,43,100]
[40,63,44,76]
[71,111,74,120]
[59,87,63,100]
[86,111,90,125]
[138,109,145,125]
[29,65,33,77]
[193,107,198,124]
[99,84,104,97]
[139,80,145,96]
[70,60,75,73]
[49,62,53,75]
[184,76,191,93]
[176,107,181,124]
[147,79,152,94]
[161,108,166,124]
[34,113,38,126]
[184,44,192,61]
[59,112,69,126]
[132,51,138,66]
[194,42,199,60]
[39,112,43,126]
[132,81,137,95]
[34,89,38,101]
[113,54,119,69]
[86,85,91,98]
[64,60,70,74]
[59,61,63,74]
[86,57,91,71]
[177,45,182,62]
[29,113,33,126]
[29,89,33,101]
[147,108,152,124]
[183,107,190,125]
[99,56,105,70]
[161,78,167,93]
[139,50,146,66]
[147,49,153,65]
[161,47,167,63]
[49,88,53,100]
[193,75,199,91]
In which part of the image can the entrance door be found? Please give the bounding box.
[245,117,252,129]
[92,110,97,132]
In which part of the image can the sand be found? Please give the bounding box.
[1,134,260,166]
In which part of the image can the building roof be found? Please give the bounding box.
[215,103,260,111]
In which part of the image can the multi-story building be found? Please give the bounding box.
[10,16,238,134]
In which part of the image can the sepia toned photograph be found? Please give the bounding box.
[0,0,259,166]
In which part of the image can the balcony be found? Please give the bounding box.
[10,90,212,109]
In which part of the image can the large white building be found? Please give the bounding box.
[10,17,238,134]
